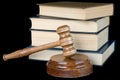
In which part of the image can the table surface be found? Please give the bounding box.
[1,50,119,80]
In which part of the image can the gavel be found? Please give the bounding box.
[3,25,76,61]
[3,25,93,78]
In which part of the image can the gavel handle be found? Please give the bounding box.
[3,41,60,61]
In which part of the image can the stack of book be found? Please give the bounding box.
[29,1,115,66]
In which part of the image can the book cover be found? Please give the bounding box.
[29,40,115,66]
[39,1,114,20]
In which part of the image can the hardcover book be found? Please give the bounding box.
[29,40,115,66]
[31,27,109,51]
[38,1,114,20]
[30,16,110,33]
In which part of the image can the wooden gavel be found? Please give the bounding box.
[3,25,93,78]
[3,25,76,61]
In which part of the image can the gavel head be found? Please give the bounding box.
[56,25,76,57]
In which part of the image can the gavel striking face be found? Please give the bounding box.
[3,25,76,61]
[3,25,93,78]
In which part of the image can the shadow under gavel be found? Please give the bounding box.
[3,25,93,78]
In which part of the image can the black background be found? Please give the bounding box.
[1,0,120,80]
